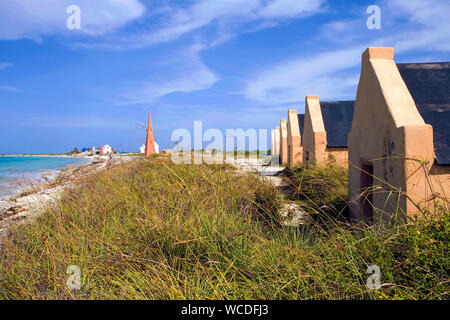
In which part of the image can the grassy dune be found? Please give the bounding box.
[0,158,448,299]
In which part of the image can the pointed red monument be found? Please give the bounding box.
[145,112,156,157]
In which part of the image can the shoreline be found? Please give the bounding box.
[0,154,74,158]
[0,155,137,241]
[0,156,91,200]
[0,153,143,158]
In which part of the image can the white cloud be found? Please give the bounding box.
[244,0,450,104]
[145,0,324,43]
[116,45,219,105]
[0,0,145,40]
[387,0,450,28]
[385,0,450,52]
[244,105,296,113]
[0,112,137,129]
[245,46,364,103]
[75,0,325,50]
[0,85,22,93]
[0,63,13,70]
[258,0,323,18]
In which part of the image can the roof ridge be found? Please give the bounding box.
[320,100,355,102]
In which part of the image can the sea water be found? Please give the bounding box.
[0,156,88,200]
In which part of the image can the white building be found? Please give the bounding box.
[101,145,112,155]
[140,142,160,154]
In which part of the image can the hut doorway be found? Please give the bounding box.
[360,164,374,222]
[288,145,291,165]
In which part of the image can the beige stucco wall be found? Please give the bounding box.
[327,148,349,164]
[271,126,280,165]
[430,165,450,206]
[275,126,280,157]
[302,96,348,167]
[287,109,302,167]
[280,119,288,165]
[348,47,449,223]
[271,129,276,157]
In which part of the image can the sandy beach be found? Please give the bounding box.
[0,154,72,157]
[0,155,136,242]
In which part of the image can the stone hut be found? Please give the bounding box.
[271,126,280,165]
[348,47,450,223]
[279,119,288,165]
[287,109,305,167]
[302,96,355,166]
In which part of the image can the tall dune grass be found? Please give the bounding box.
[282,161,348,218]
[0,157,448,299]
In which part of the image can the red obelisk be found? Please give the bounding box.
[145,112,156,157]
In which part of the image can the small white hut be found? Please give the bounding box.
[101,145,112,155]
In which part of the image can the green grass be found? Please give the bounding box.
[282,161,349,218]
[0,158,448,299]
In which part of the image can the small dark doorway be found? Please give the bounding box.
[360,164,374,222]
[288,145,291,164]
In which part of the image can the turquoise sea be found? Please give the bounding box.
[0,156,88,200]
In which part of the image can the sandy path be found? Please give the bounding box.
[232,158,309,226]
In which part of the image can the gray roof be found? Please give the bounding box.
[298,114,305,144]
[319,101,355,148]
[397,62,450,165]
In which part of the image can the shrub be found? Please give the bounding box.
[283,161,348,217]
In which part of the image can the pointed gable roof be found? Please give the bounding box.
[319,101,355,148]
[297,114,305,144]
[397,62,450,165]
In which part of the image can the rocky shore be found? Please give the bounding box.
[0,155,136,242]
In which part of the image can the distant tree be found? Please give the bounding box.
[68,147,80,154]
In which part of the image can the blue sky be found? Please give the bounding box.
[0,0,449,153]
